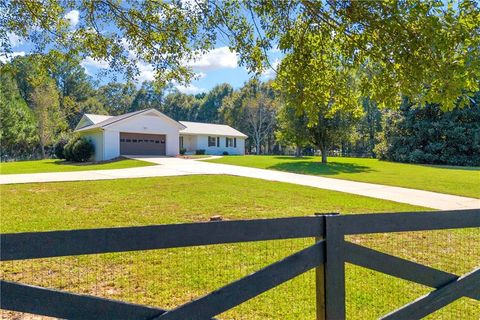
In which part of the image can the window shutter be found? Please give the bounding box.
[234,138,237,148]
[217,137,220,147]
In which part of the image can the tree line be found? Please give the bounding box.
[2,53,479,166]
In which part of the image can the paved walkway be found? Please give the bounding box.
[1,156,478,211]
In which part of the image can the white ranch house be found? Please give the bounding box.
[74,108,247,161]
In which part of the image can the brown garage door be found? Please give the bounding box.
[120,132,166,155]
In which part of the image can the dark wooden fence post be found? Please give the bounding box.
[314,213,337,320]
[325,214,346,319]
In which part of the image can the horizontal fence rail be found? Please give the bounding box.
[0,216,325,261]
[1,209,479,320]
[334,209,480,234]
[0,281,167,320]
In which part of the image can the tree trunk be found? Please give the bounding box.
[40,141,46,159]
[319,145,328,163]
[295,145,302,157]
[256,141,261,155]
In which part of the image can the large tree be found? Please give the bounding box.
[2,1,478,110]
[274,22,362,163]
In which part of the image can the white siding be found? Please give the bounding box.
[81,131,104,162]
[103,130,120,160]
[194,135,245,155]
[107,115,181,156]
[181,135,198,153]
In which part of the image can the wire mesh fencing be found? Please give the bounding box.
[345,227,480,319]
[1,238,316,320]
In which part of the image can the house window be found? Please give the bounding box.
[226,137,234,147]
[208,136,216,147]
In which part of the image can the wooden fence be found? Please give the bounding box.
[1,209,479,319]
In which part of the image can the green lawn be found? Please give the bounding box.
[1,175,478,319]
[0,158,154,174]
[206,155,480,198]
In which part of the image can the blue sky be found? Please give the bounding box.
[3,8,283,94]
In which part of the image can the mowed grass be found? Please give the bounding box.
[206,155,480,198]
[1,176,478,319]
[0,158,154,175]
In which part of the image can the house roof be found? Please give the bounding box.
[75,109,247,138]
[84,114,113,124]
[179,121,248,138]
[75,109,185,132]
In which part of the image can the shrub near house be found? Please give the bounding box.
[63,136,95,162]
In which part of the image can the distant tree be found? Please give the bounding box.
[276,103,310,157]
[48,54,95,129]
[29,79,62,158]
[97,82,136,115]
[196,83,233,123]
[243,91,277,155]
[347,98,382,157]
[7,55,66,158]
[375,96,480,166]
[130,81,166,112]
[162,91,199,121]
[0,67,38,159]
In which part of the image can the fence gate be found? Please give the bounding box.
[1,209,479,319]
[322,210,480,319]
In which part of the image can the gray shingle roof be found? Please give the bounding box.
[75,109,247,138]
[179,121,247,138]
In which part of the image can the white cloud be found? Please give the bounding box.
[261,59,281,80]
[175,83,205,94]
[80,56,109,70]
[0,51,25,63]
[196,72,207,79]
[188,47,238,71]
[7,33,22,47]
[64,10,80,27]
[136,62,156,83]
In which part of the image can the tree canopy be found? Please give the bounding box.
[2,1,479,109]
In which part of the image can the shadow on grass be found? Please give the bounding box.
[272,156,315,161]
[52,157,127,167]
[52,160,94,167]
[269,161,374,175]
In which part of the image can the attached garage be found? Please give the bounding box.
[74,109,185,161]
[120,132,166,155]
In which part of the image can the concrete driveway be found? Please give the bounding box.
[1,156,479,211]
